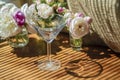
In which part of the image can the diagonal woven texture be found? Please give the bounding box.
[0,34,120,80]
[67,0,120,52]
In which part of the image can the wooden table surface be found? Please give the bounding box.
[0,33,120,80]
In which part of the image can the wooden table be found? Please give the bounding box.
[0,33,120,80]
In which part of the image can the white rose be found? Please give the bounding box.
[37,4,53,19]
[0,3,16,15]
[0,14,21,38]
[0,4,22,38]
[69,17,89,39]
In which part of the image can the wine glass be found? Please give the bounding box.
[30,14,65,71]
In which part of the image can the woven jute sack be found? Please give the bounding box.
[67,0,120,52]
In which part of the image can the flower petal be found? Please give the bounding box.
[84,16,93,24]
[69,17,90,39]
[37,3,53,19]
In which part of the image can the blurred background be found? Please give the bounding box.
[0,0,32,7]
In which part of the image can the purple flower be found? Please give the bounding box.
[57,7,64,13]
[13,10,25,27]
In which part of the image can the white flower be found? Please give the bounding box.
[64,11,74,26]
[21,3,37,34]
[0,14,21,38]
[0,3,22,38]
[0,3,16,15]
[69,17,89,39]
[37,3,53,19]
[66,18,72,27]
[22,3,37,20]
[64,11,73,19]
[27,4,38,20]
[21,3,28,18]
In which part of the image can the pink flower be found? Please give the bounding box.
[84,16,93,24]
[57,7,64,13]
[13,10,25,26]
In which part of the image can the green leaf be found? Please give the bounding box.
[41,0,46,3]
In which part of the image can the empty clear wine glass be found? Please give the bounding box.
[29,14,65,71]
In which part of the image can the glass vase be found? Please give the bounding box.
[69,33,82,51]
[7,27,29,48]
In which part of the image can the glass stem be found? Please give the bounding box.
[47,43,52,62]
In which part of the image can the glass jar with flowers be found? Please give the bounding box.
[7,26,29,48]
[64,12,92,51]
[0,3,29,48]
[63,11,103,78]
[21,0,67,71]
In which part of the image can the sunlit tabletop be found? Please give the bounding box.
[0,33,120,80]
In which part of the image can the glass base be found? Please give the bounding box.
[37,59,61,71]
[65,59,103,78]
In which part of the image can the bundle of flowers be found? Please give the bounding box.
[21,0,92,39]
[20,0,67,30]
[0,2,26,39]
[0,0,92,41]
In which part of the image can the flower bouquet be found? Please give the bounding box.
[0,2,29,48]
[64,11,92,50]
[20,0,67,71]
[21,0,67,28]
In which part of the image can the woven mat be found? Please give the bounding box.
[0,34,120,80]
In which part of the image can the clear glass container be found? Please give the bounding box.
[7,27,29,48]
[69,33,82,51]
